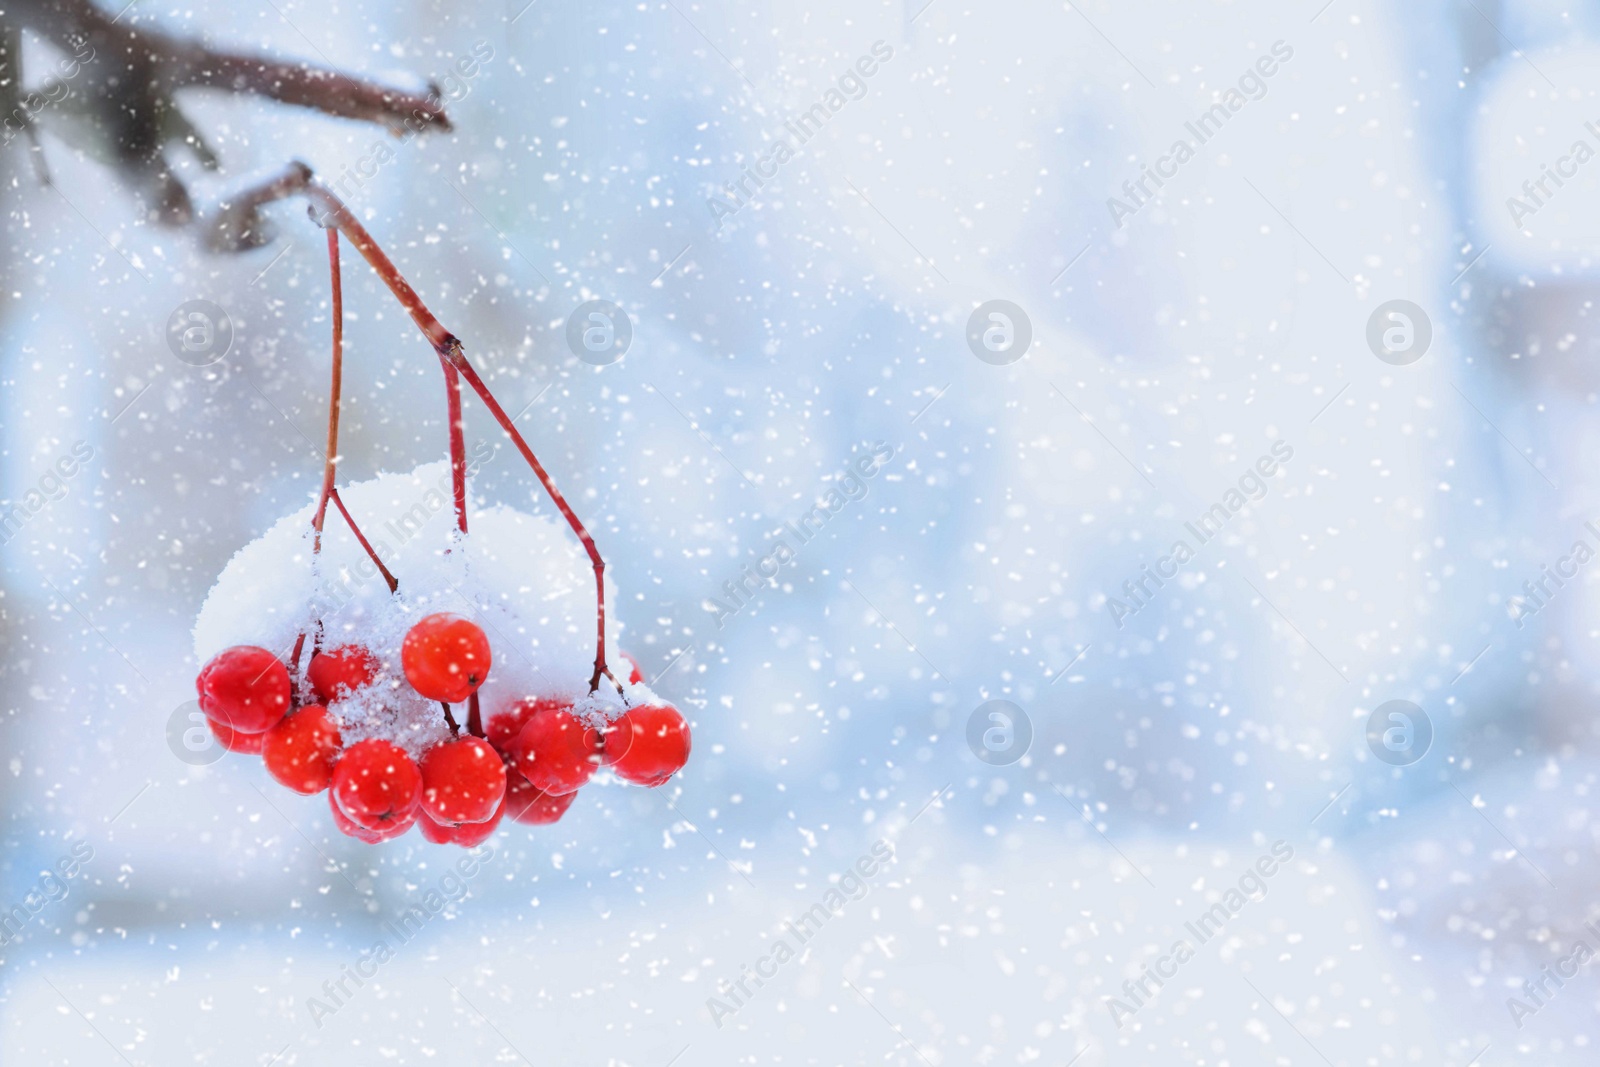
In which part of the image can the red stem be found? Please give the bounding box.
[329,488,399,594]
[312,229,401,594]
[311,227,344,549]
[466,691,483,739]
[210,162,453,345]
[452,359,617,693]
[441,359,468,534]
[213,162,618,693]
[288,631,308,704]
[288,226,348,692]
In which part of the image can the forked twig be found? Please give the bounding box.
[212,161,619,694]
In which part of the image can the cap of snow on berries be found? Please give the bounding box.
[193,463,627,760]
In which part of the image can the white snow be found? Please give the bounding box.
[193,462,653,757]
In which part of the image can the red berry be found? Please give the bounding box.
[208,716,265,755]
[485,697,564,754]
[306,645,379,703]
[262,705,343,795]
[507,703,601,796]
[401,613,492,703]
[604,703,691,787]
[503,770,578,825]
[419,796,504,846]
[416,812,449,844]
[196,645,291,734]
[329,789,414,843]
[329,790,377,841]
[621,652,644,685]
[419,737,506,825]
[331,739,422,830]
[370,816,415,842]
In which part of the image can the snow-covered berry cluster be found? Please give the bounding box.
[193,465,691,848]
[187,182,692,848]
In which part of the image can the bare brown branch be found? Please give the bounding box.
[6,0,449,230]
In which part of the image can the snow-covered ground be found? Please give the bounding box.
[0,826,1482,1066]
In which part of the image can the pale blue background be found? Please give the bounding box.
[1,0,1595,1063]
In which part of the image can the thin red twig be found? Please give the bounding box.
[451,359,618,693]
[441,359,468,534]
[289,226,350,687]
[311,227,344,549]
[288,631,308,701]
[329,489,399,595]
[297,229,403,696]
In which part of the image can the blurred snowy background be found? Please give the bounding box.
[3,0,1600,1062]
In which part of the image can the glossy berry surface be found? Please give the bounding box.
[262,705,343,795]
[329,789,414,843]
[306,645,379,703]
[508,703,601,796]
[621,651,644,685]
[328,790,377,841]
[332,739,422,830]
[485,697,564,754]
[503,771,578,825]
[401,613,492,703]
[419,736,506,825]
[604,703,691,787]
[419,797,504,846]
[208,716,265,755]
[197,645,291,734]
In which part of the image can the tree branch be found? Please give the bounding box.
[5,0,450,228]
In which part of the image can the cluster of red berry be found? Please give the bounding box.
[190,169,692,848]
[195,614,690,847]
